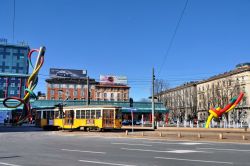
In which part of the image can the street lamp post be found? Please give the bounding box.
[152,68,155,129]
[58,90,69,130]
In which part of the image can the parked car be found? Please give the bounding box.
[122,120,142,126]
[134,120,141,125]
[122,120,131,126]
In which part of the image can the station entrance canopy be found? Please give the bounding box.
[0,99,168,114]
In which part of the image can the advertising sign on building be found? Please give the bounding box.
[100,75,127,85]
[50,68,87,78]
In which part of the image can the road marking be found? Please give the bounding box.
[0,162,22,166]
[180,142,206,145]
[155,157,233,165]
[61,149,106,154]
[167,150,208,153]
[121,148,207,153]
[79,160,136,166]
[143,141,209,145]
[111,143,152,146]
[198,148,250,152]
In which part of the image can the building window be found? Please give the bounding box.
[12,49,18,53]
[104,93,107,98]
[20,50,27,54]
[51,90,54,95]
[123,93,127,99]
[10,90,14,95]
[117,93,120,100]
[111,93,114,99]
[58,90,63,97]
[74,90,78,96]
[11,83,15,87]
[97,92,100,98]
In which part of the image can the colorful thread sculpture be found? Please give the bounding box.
[205,92,244,128]
[3,46,46,123]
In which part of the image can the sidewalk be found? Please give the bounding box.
[56,129,250,144]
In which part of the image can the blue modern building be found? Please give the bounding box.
[0,42,30,99]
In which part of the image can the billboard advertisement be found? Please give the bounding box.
[50,68,87,78]
[100,75,127,85]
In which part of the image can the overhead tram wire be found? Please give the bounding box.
[157,0,189,76]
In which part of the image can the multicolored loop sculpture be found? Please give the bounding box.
[205,92,244,128]
[3,46,46,123]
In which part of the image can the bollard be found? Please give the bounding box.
[142,132,144,137]
[125,130,128,135]
[198,133,201,139]
[159,132,162,137]
[219,133,223,139]
[178,132,182,138]
[242,135,246,140]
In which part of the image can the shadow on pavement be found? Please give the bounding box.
[0,126,44,133]
[0,156,21,159]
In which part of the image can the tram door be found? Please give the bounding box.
[103,109,114,128]
[64,110,74,125]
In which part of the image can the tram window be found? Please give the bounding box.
[96,110,101,119]
[36,111,41,118]
[86,110,90,119]
[47,111,51,119]
[50,111,54,119]
[81,110,86,119]
[55,111,59,119]
[66,111,71,118]
[43,111,47,119]
[91,110,95,119]
[76,110,80,119]
[70,110,74,119]
[116,109,122,119]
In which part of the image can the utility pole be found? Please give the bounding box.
[152,68,155,129]
[86,76,90,105]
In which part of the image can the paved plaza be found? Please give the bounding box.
[0,127,250,166]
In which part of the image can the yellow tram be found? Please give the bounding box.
[35,105,122,131]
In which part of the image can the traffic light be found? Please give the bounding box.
[55,103,64,118]
[129,98,133,108]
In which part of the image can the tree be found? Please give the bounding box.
[154,79,169,95]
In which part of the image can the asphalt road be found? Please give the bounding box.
[0,127,250,166]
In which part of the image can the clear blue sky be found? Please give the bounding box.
[1,0,250,101]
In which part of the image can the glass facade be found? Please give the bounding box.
[0,44,30,98]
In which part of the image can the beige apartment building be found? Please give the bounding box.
[157,82,197,123]
[197,64,250,124]
[157,63,250,125]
